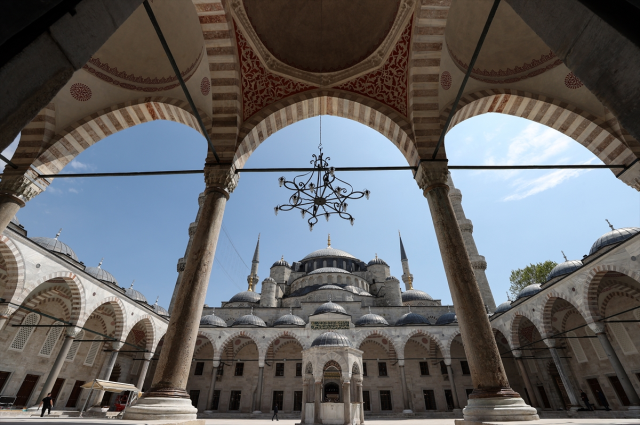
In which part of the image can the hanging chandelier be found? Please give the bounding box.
[274,117,370,231]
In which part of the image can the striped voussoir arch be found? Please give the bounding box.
[125,315,156,352]
[0,235,25,301]
[8,104,56,171]
[31,98,208,177]
[540,291,587,337]
[510,312,541,349]
[233,95,418,170]
[12,272,84,323]
[9,285,74,325]
[583,266,640,324]
[441,90,638,170]
[80,296,127,342]
[408,0,450,159]
[193,0,241,163]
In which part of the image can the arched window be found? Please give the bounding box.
[65,330,84,362]
[333,260,337,268]
[9,312,40,351]
[84,336,103,366]
[39,321,64,357]
[323,260,327,268]
[566,331,587,363]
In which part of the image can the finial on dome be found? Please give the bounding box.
[98,258,104,268]
[375,253,378,260]
[606,219,615,231]
[154,296,159,306]
[561,251,568,262]
[506,291,512,302]
[369,306,372,314]
[408,305,412,312]
[328,234,331,248]
[129,280,135,289]
[55,228,62,240]
[289,307,293,315]
[250,306,254,315]
[212,307,216,315]
[328,294,332,302]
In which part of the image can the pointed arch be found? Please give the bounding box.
[215,330,261,361]
[264,330,308,351]
[0,235,26,302]
[123,315,156,353]
[354,329,399,355]
[583,265,640,324]
[510,312,544,350]
[401,328,447,359]
[79,296,127,342]
[540,290,589,337]
[9,283,77,326]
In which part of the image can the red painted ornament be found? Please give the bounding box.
[564,72,583,89]
[440,71,452,90]
[70,83,92,101]
[201,77,211,96]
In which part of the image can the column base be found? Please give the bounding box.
[123,397,197,421]
[626,406,640,418]
[402,409,414,414]
[461,397,539,422]
[252,410,263,414]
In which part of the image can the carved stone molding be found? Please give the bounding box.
[188,222,198,237]
[449,188,462,202]
[66,326,83,338]
[471,258,488,271]
[458,219,473,233]
[230,0,416,87]
[415,161,450,192]
[0,168,49,203]
[587,321,606,334]
[177,258,186,273]
[0,303,16,318]
[204,164,239,194]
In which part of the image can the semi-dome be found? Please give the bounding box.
[402,289,434,303]
[516,283,542,300]
[343,286,372,296]
[303,247,356,260]
[271,256,290,268]
[546,260,583,281]
[309,267,350,275]
[494,301,512,314]
[232,311,266,327]
[229,291,261,304]
[317,284,345,291]
[589,227,640,255]
[367,255,388,266]
[85,260,118,285]
[200,312,227,327]
[311,331,352,347]
[32,237,79,261]
[274,312,306,327]
[125,283,148,303]
[355,310,389,327]
[396,312,431,326]
[313,301,348,315]
[435,312,457,325]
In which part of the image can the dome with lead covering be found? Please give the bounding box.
[200,312,227,327]
[343,286,372,296]
[229,291,261,304]
[311,331,352,347]
[313,301,347,315]
[86,260,118,285]
[274,312,306,327]
[317,284,344,291]
[494,301,512,314]
[546,260,583,281]
[32,237,79,261]
[152,301,169,317]
[367,255,388,266]
[125,282,148,303]
[396,312,430,326]
[590,227,640,255]
[355,312,389,327]
[435,312,457,325]
[309,267,350,275]
[516,284,542,300]
[272,257,291,268]
[402,289,433,303]
[303,247,356,260]
[232,312,266,327]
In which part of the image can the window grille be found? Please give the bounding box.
[84,336,103,366]
[566,331,588,363]
[65,331,84,362]
[609,322,638,355]
[584,327,607,360]
[39,321,64,357]
[9,313,40,351]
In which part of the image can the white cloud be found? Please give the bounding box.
[69,160,90,170]
[68,188,79,194]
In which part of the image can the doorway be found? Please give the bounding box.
[65,380,85,408]
[14,374,39,407]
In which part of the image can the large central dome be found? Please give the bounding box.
[303,247,356,260]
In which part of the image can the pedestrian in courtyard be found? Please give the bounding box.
[580,389,594,411]
[596,389,610,411]
[38,393,53,417]
[272,403,279,421]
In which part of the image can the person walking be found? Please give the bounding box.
[580,389,593,411]
[38,393,54,417]
[272,403,279,421]
[596,389,611,411]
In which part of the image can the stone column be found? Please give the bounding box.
[444,361,460,409]
[314,381,322,424]
[513,351,539,408]
[591,323,640,409]
[398,360,412,413]
[343,380,351,425]
[415,162,537,422]
[300,378,309,424]
[136,354,152,390]
[253,365,264,413]
[546,339,580,409]
[0,302,16,332]
[36,327,80,403]
[357,381,364,424]
[92,344,120,407]
[124,164,237,421]
[206,361,220,411]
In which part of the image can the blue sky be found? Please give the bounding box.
[4,113,639,310]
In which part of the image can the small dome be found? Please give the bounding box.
[274,312,306,327]
[85,265,118,285]
[517,284,542,300]
[367,255,388,266]
[590,227,640,255]
[313,301,348,315]
[152,302,169,317]
[32,237,79,261]
[343,286,372,296]
[125,284,148,303]
[494,301,512,314]
[272,256,291,268]
[402,289,433,302]
[303,247,356,260]
[355,312,389,327]
[311,331,352,347]
[200,313,227,327]
[396,312,431,326]
[385,276,399,282]
[232,312,266,327]
[317,284,344,291]
[229,291,261,304]
[546,260,583,281]
[309,267,351,275]
[435,312,457,325]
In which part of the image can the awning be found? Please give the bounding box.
[81,379,139,394]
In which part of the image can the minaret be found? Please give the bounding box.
[447,173,496,311]
[247,234,260,292]
[399,232,414,291]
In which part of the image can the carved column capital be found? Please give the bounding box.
[588,321,606,334]
[177,258,186,272]
[470,255,487,270]
[415,161,450,193]
[544,338,557,348]
[0,169,48,204]
[0,303,16,318]
[512,350,522,358]
[204,164,238,196]
[188,222,198,237]
[458,218,473,233]
[65,326,83,338]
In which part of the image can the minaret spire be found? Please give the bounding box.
[328,234,331,248]
[606,219,615,231]
[399,231,414,290]
[247,234,260,292]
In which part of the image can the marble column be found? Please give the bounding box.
[343,381,351,425]
[253,365,264,413]
[445,361,460,409]
[591,324,640,409]
[300,378,309,424]
[357,381,364,424]
[206,361,220,411]
[415,162,537,421]
[398,361,412,413]
[124,164,237,421]
[92,345,120,407]
[314,381,321,424]
[0,303,16,332]
[513,351,539,408]
[136,354,152,390]
[36,327,80,403]
[546,339,580,409]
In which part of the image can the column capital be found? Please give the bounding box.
[143,352,153,361]
[0,302,16,318]
[188,222,198,237]
[204,164,238,195]
[110,341,125,351]
[65,326,82,338]
[177,258,186,272]
[0,169,48,203]
[512,350,522,358]
[544,338,557,348]
[443,357,452,366]
[588,321,607,334]
[415,161,450,192]
[212,360,220,368]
